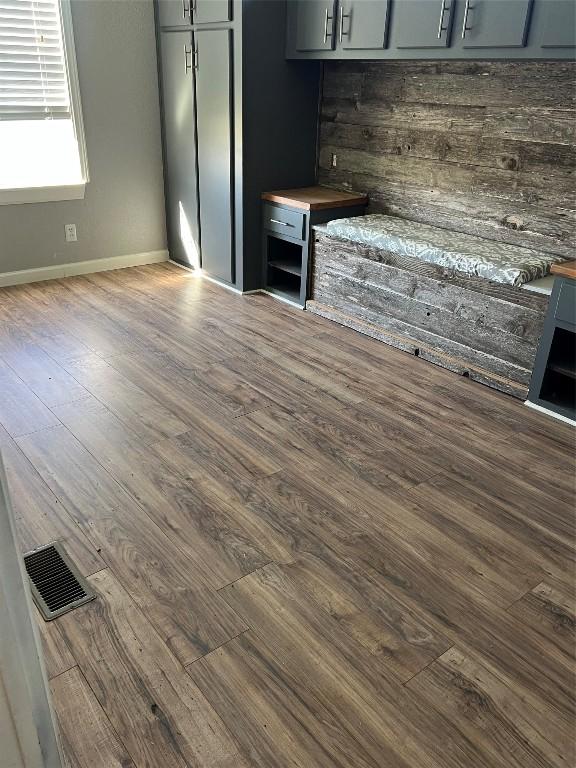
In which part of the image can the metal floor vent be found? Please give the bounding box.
[24,541,96,621]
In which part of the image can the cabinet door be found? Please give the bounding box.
[338,0,389,50]
[295,0,337,51]
[393,0,455,48]
[539,0,575,47]
[158,31,200,269]
[156,0,191,28]
[461,0,532,48]
[195,29,234,283]
[194,0,231,24]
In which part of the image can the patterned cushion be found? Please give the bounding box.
[323,214,566,287]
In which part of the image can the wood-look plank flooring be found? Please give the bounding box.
[1,262,574,768]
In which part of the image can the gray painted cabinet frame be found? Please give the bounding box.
[155,0,321,291]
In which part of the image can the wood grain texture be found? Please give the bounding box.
[189,631,381,768]
[57,570,247,768]
[0,264,572,768]
[320,61,576,258]
[16,423,247,666]
[405,647,575,768]
[50,667,135,768]
[262,185,368,210]
[309,232,548,397]
[551,260,576,279]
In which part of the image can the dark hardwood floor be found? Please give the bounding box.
[1,262,574,768]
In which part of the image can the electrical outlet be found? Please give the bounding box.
[331,153,337,168]
[64,224,77,242]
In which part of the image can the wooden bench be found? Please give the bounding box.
[307,217,557,398]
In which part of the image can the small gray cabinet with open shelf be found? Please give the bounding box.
[528,264,576,422]
[261,187,368,308]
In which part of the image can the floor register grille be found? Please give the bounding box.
[24,541,96,620]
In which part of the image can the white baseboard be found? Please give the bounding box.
[260,289,304,310]
[525,400,575,427]
[0,250,169,288]
[168,260,262,296]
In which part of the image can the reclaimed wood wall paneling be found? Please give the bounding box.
[319,61,576,257]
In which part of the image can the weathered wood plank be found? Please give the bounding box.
[321,167,576,258]
[309,232,548,396]
[321,121,576,174]
[320,60,576,256]
[319,146,576,211]
[308,299,529,397]
[313,231,548,309]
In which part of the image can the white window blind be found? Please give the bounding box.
[0,0,70,120]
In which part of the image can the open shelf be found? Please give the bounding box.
[265,233,304,305]
[539,327,576,417]
[549,362,576,380]
[269,259,302,277]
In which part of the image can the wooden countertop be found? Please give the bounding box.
[551,260,576,280]
[262,185,368,211]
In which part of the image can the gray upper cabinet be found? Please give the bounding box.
[158,30,199,268]
[294,0,337,51]
[156,0,191,28]
[539,0,575,47]
[392,0,455,48]
[195,29,234,283]
[194,0,231,24]
[337,1,390,50]
[286,0,574,58]
[156,0,230,27]
[459,0,532,48]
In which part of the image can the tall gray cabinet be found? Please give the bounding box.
[156,0,320,291]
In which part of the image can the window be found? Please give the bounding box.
[0,0,88,204]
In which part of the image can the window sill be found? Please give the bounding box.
[0,183,86,206]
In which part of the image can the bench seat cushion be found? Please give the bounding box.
[323,214,565,287]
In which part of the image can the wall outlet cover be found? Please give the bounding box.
[64,224,77,242]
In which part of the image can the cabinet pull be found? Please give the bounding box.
[182,0,189,20]
[461,0,473,38]
[323,6,333,44]
[184,44,191,74]
[270,219,293,227]
[339,5,350,43]
[193,43,199,70]
[437,0,449,39]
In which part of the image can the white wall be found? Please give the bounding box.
[0,0,167,275]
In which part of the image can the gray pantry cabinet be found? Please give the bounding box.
[195,29,234,282]
[157,29,199,270]
[287,0,576,59]
[155,0,320,291]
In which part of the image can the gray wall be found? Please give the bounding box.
[0,0,166,274]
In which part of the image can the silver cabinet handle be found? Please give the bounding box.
[339,5,350,43]
[437,0,449,39]
[462,0,472,38]
[323,6,334,44]
[182,0,189,20]
[270,219,293,227]
[193,42,198,70]
[184,44,191,74]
